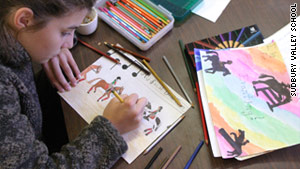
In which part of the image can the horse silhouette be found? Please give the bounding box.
[203,51,232,76]
[252,74,291,111]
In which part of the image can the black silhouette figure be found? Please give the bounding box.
[143,102,162,136]
[252,74,291,111]
[202,51,232,76]
[219,128,249,157]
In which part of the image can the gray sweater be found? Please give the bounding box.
[0,29,127,169]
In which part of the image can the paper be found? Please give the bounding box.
[59,49,190,164]
[195,42,300,159]
[264,16,300,99]
[192,0,231,23]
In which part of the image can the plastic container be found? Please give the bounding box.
[149,0,203,22]
[95,0,174,51]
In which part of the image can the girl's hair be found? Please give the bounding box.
[1,0,96,31]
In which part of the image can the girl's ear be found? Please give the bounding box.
[12,7,34,31]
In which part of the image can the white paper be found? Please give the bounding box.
[192,0,231,23]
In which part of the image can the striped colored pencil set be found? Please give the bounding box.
[96,0,174,50]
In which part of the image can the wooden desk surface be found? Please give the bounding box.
[62,0,300,168]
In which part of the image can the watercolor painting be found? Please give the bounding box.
[195,42,300,159]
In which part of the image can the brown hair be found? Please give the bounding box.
[1,0,96,30]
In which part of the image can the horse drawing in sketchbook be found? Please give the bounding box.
[78,64,102,82]
[143,102,163,136]
[203,51,232,76]
[87,76,124,102]
[252,74,291,111]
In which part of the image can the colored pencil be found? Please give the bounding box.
[194,40,219,49]
[183,140,204,169]
[219,34,229,48]
[116,4,157,33]
[104,42,150,75]
[123,0,163,26]
[77,38,120,64]
[161,145,182,169]
[228,32,233,48]
[144,147,163,169]
[136,0,169,23]
[131,0,168,25]
[112,90,124,103]
[100,7,148,42]
[179,40,196,92]
[162,56,194,107]
[143,115,185,155]
[117,1,160,31]
[195,81,209,145]
[107,1,152,37]
[209,37,226,49]
[102,7,149,42]
[157,157,168,169]
[239,31,262,47]
[233,27,245,48]
[110,43,151,62]
[142,59,182,107]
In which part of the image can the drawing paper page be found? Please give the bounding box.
[194,49,221,157]
[59,49,191,164]
[197,42,300,159]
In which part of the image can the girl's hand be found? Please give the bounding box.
[103,94,148,134]
[42,48,81,92]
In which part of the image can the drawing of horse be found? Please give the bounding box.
[87,76,124,102]
[78,64,102,82]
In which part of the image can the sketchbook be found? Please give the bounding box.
[194,42,300,160]
[59,48,191,164]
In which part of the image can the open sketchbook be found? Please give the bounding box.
[194,42,300,160]
[59,48,191,164]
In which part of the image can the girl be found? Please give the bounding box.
[0,0,147,168]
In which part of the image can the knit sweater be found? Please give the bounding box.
[0,28,127,169]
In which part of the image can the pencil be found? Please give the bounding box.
[233,27,245,48]
[144,147,163,169]
[111,43,151,62]
[239,31,262,47]
[179,40,196,92]
[136,0,169,23]
[143,115,185,155]
[104,42,150,75]
[195,81,209,145]
[162,56,194,107]
[112,90,124,103]
[183,140,204,169]
[77,38,120,64]
[228,32,233,48]
[194,40,219,50]
[209,37,226,49]
[219,34,229,48]
[161,145,182,169]
[142,59,182,107]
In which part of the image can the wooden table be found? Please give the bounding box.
[62,0,300,168]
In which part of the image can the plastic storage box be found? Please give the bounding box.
[95,0,174,51]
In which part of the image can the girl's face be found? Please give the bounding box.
[18,9,88,63]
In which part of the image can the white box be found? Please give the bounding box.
[95,0,174,51]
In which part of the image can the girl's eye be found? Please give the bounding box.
[61,32,71,36]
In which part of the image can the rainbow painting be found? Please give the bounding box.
[194,42,300,159]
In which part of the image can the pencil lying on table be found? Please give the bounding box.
[77,38,120,64]
[110,43,151,62]
[142,59,182,107]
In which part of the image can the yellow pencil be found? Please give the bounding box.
[142,59,182,107]
[112,90,124,103]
